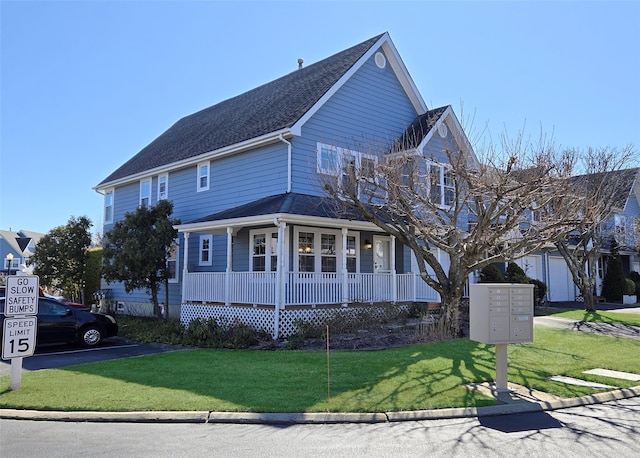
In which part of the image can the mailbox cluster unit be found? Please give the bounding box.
[469,283,534,344]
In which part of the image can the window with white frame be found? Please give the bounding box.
[104,189,114,224]
[140,179,151,207]
[197,162,210,192]
[158,174,168,200]
[199,235,212,266]
[317,143,377,197]
[295,228,359,273]
[251,230,279,272]
[614,215,627,240]
[166,239,178,282]
[428,162,455,207]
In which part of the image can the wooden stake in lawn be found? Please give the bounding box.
[326,324,331,412]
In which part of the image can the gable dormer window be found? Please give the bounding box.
[197,161,210,192]
[158,174,168,200]
[428,162,455,207]
[140,179,151,207]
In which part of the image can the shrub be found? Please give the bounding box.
[601,239,626,302]
[479,264,505,283]
[629,271,640,297]
[530,278,548,307]
[623,278,636,296]
[505,262,529,284]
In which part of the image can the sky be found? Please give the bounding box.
[1,0,639,236]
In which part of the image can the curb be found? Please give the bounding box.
[2,385,639,424]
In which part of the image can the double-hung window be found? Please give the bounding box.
[140,179,151,207]
[197,162,210,192]
[158,174,168,200]
[295,228,359,273]
[166,239,178,282]
[199,235,212,266]
[428,162,455,207]
[317,143,377,197]
[251,231,279,272]
[104,189,114,224]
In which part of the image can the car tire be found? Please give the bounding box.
[78,326,104,348]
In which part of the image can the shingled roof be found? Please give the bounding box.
[395,105,449,150]
[185,192,365,225]
[98,33,386,186]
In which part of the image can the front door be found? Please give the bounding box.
[373,236,391,273]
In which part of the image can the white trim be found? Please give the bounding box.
[199,234,213,266]
[197,161,210,192]
[249,227,289,273]
[157,173,168,201]
[139,178,151,207]
[292,33,427,134]
[104,188,114,224]
[293,227,359,273]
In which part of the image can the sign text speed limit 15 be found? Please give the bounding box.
[2,316,37,359]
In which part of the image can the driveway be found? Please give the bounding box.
[0,337,182,377]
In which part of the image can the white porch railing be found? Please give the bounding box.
[183,271,439,306]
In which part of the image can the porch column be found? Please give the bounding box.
[181,232,190,300]
[225,227,232,306]
[341,228,348,306]
[274,220,286,339]
[391,235,397,303]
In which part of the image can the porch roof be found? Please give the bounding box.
[175,192,379,234]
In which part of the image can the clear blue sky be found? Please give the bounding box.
[1,0,639,236]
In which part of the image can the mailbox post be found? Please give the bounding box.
[469,283,534,391]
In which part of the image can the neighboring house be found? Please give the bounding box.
[516,168,640,302]
[95,33,477,336]
[0,229,44,276]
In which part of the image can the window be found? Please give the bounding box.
[140,179,151,207]
[251,232,279,272]
[104,189,114,224]
[199,235,212,266]
[295,228,359,273]
[166,239,178,282]
[428,162,455,207]
[158,174,168,200]
[298,232,315,272]
[614,215,627,240]
[197,162,210,192]
[317,143,377,197]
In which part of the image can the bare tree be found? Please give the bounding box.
[549,146,637,312]
[322,128,572,337]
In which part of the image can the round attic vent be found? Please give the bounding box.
[374,52,386,69]
[438,123,448,138]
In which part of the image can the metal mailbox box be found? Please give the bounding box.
[470,283,534,344]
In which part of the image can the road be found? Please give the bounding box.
[2,397,639,457]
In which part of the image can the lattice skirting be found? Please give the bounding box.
[181,303,412,337]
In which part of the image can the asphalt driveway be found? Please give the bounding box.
[0,337,182,377]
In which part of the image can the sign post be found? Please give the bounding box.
[2,274,39,390]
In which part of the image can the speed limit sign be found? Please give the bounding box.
[2,316,37,359]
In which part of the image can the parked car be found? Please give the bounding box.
[38,287,90,311]
[0,297,118,348]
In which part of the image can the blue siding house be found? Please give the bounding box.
[95,33,478,336]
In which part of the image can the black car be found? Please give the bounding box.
[0,297,118,348]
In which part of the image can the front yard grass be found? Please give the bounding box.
[540,308,640,327]
[1,326,639,413]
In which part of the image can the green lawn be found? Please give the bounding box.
[1,325,639,413]
[540,308,640,327]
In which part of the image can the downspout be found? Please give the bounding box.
[278,134,292,193]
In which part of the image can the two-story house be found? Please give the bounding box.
[0,229,43,276]
[95,33,478,336]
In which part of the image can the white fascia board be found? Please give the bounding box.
[291,33,427,133]
[174,213,379,235]
[418,106,479,168]
[94,128,294,192]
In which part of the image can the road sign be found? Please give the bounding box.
[4,275,39,317]
[2,316,37,359]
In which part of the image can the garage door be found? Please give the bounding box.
[548,256,574,302]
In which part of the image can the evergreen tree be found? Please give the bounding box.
[601,238,626,302]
